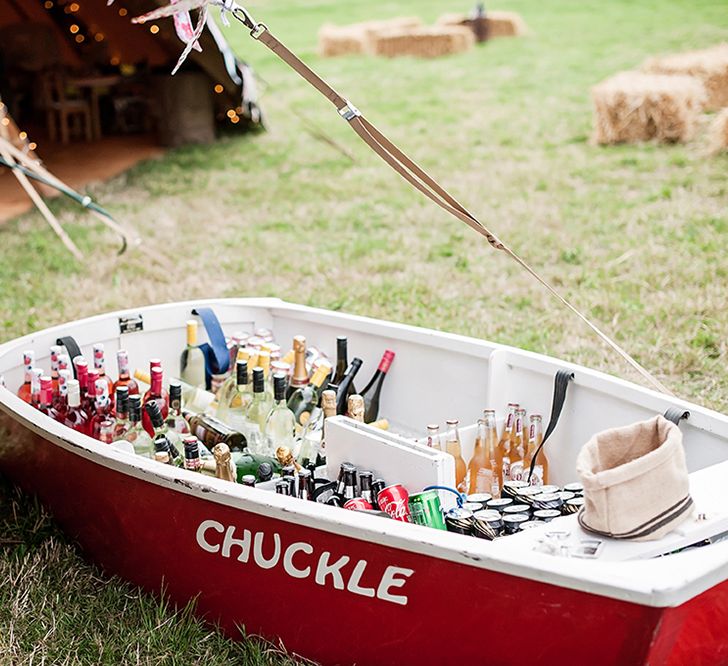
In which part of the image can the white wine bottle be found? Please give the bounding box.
[180,320,206,389]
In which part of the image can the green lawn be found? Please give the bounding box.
[1,0,727,662]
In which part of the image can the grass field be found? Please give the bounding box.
[1,0,727,663]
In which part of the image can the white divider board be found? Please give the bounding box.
[325,416,458,509]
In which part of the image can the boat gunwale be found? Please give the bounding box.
[1,298,728,610]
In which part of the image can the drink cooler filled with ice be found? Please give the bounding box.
[1,298,728,665]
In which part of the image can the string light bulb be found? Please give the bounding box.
[44,1,53,8]
[75,34,84,43]
[69,2,80,11]
[70,24,80,34]
[226,109,236,118]
[149,25,160,34]
[214,84,224,94]
[28,142,37,151]
[118,7,127,16]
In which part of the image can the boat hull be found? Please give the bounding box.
[2,413,728,666]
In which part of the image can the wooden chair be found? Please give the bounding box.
[40,70,93,144]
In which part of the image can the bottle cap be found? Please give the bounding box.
[169,379,182,403]
[252,367,265,393]
[236,360,248,385]
[293,335,306,353]
[116,385,129,413]
[378,350,395,373]
[273,373,287,401]
[144,401,164,428]
[184,437,200,459]
[241,474,256,487]
[154,434,172,454]
[257,462,273,482]
[154,450,170,464]
[128,394,141,422]
[321,389,337,414]
[67,379,81,406]
[347,394,365,421]
[186,320,198,346]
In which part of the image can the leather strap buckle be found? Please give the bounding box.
[338,101,361,121]
[250,22,268,39]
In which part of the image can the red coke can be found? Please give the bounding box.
[343,497,373,511]
[377,484,411,522]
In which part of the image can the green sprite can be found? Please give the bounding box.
[408,490,446,530]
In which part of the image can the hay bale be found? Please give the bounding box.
[318,17,423,57]
[707,108,728,154]
[318,24,368,57]
[591,71,706,144]
[437,10,526,38]
[642,43,728,111]
[370,26,475,58]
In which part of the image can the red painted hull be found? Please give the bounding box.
[2,414,728,665]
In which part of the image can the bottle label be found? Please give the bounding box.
[502,456,511,482]
[529,424,535,441]
[50,348,60,372]
[475,468,494,493]
[530,465,544,487]
[510,460,524,482]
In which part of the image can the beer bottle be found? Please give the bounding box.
[525,414,548,486]
[497,403,519,486]
[509,408,527,482]
[467,410,500,496]
[445,419,467,494]
[425,424,442,450]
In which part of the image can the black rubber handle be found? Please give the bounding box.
[664,407,690,425]
[56,336,83,379]
[526,369,574,484]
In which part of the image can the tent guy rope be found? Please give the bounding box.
[130,0,674,397]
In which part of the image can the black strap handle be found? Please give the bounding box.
[527,369,574,483]
[56,336,82,379]
[663,407,690,425]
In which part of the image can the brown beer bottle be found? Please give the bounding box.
[497,403,519,486]
[524,414,548,486]
[509,408,527,482]
[468,409,500,496]
[445,419,467,494]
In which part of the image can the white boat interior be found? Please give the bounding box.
[1,298,728,609]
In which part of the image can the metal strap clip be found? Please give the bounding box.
[338,101,361,122]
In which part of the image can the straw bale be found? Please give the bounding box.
[707,108,728,154]
[437,10,527,38]
[370,26,475,59]
[591,71,706,144]
[642,43,728,111]
[318,17,423,57]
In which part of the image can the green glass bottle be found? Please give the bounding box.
[244,367,273,453]
[122,394,154,458]
[218,359,253,432]
[287,362,331,428]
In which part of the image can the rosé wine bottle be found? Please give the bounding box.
[54,368,72,418]
[90,378,112,440]
[30,368,43,409]
[49,345,63,395]
[38,376,59,420]
[113,349,139,396]
[93,344,115,410]
[142,365,169,437]
[64,379,88,434]
[73,357,89,404]
[17,351,35,403]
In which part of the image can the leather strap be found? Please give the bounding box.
[192,307,231,389]
[231,7,673,396]
[526,369,573,484]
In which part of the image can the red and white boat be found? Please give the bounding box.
[1,298,727,665]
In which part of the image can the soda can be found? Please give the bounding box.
[540,485,560,495]
[461,501,484,514]
[564,482,584,495]
[502,480,528,501]
[343,497,373,511]
[562,497,585,514]
[472,509,503,540]
[408,490,446,530]
[532,493,564,511]
[486,497,513,512]
[516,487,543,504]
[519,520,546,531]
[466,493,493,510]
[377,484,411,522]
[444,508,475,535]
[533,509,561,522]
[503,503,531,517]
[502,514,529,534]
[558,491,576,503]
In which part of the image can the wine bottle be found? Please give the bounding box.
[286,362,331,427]
[183,436,203,472]
[90,378,113,440]
[244,367,273,452]
[121,395,154,458]
[114,350,139,396]
[30,368,43,409]
[17,351,35,404]
[359,349,395,423]
[112,385,131,440]
[38,376,59,420]
[135,369,214,415]
[335,358,363,415]
[83,370,99,417]
[263,374,296,455]
[49,345,62,395]
[332,336,350,387]
[93,344,115,409]
[184,409,246,451]
[146,401,183,467]
[63,379,88,434]
[54,368,72,418]
[180,320,207,389]
[166,380,191,439]
[217,359,252,429]
[73,357,89,404]
[141,366,169,437]
[286,335,309,400]
[216,348,248,413]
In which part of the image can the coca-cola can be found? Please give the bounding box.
[343,497,373,511]
[377,484,411,522]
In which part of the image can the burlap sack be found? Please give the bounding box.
[576,415,693,541]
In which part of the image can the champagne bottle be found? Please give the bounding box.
[358,350,395,423]
[263,374,296,455]
[286,362,331,427]
[201,450,282,483]
[213,442,237,482]
[335,358,363,415]
[286,336,309,400]
[180,320,207,389]
[445,418,467,494]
